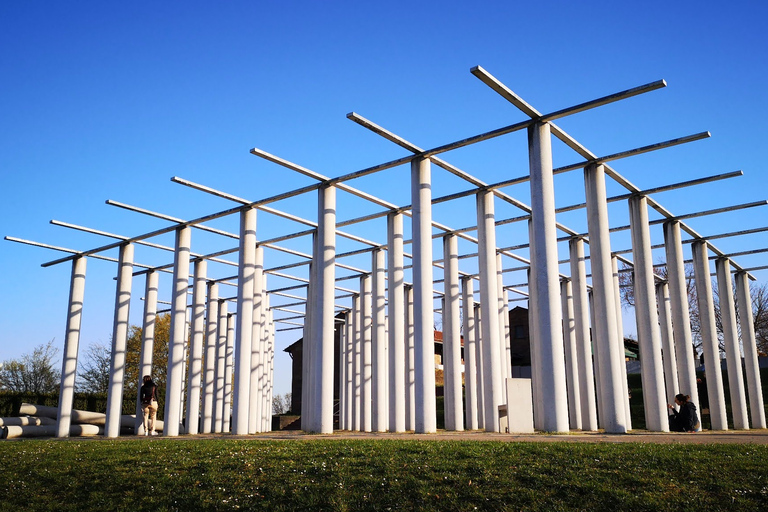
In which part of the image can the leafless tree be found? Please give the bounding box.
[618,261,768,357]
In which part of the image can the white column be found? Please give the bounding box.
[735,271,766,428]
[411,156,437,434]
[264,302,274,431]
[476,189,503,432]
[310,184,337,433]
[528,121,569,433]
[214,299,228,432]
[568,238,598,431]
[249,248,265,433]
[503,291,512,379]
[57,256,87,438]
[584,163,627,433]
[496,253,509,379]
[560,278,582,430]
[223,313,235,432]
[186,260,207,435]
[387,212,406,432]
[691,241,728,430]
[301,258,314,430]
[351,293,361,431]
[231,208,257,434]
[134,270,159,435]
[656,281,680,406]
[163,227,191,437]
[716,258,749,429]
[202,283,219,433]
[628,195,667,431]
[405,284,416,431]
[105,243,134,438]
[345,313,354,430]
[611,257,632,431]
[443,234,463,431]
[527,264,542,430]
[588,290,604,428]
[462,276,479,430]
[338,313,348,431]
[474,304,487,430]
[663,221,699,405]
[361,273,373,432]
[372,247,388,432]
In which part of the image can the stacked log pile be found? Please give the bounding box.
[0,403,164,439]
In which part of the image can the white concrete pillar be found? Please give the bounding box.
[628,195,668,432]
[387,212,406,432]
[662,221,699,405]
[656,281,680,406]
[361,273,373,432]
[264,303,274,432]
[310,184,337,434]
[105,243,134,438]
[404,284,416,431]
[462,276,479,430]
[231,208,257,434]
[568,238,598,431]
[588,289,604,429]
[249,248,265,433]
[735,271,766,428]
[260,295,271,432]
[185,260,207,435]
[527,264,542,430]
[584,163,627,433]
[503,291,512,379]
[345,313,354,430]
[351,293,361,431]
[560,278,582,430]
[443,234,463,431]
[716,258,749,429]
[474,303,485,430]
[338,313,348,431]
[691,241,728,430]
[611,257,632,431]
[301,258,314,430]
[57,256,87,438]
[411,156,437,434]
[163,226,191,437]
[496,253,509,379]
[372,247,388,432]
[223,313,235,432]
[476,189,503,432]
[528,121,569,432]
[134,270,159,435]
[214,299,228,432]
[202,283,219,433]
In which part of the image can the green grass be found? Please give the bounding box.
[1,438,767,511]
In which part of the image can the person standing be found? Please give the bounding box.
[140,376,159,436]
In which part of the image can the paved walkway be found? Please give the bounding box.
[129,429,768,445]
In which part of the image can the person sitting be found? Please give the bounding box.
[667,394,699,432]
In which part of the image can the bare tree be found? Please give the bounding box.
[0,340,60,393]
[77,342,111,393]
[619,260,768,356]
[272,393,292,415]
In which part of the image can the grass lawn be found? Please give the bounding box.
[1,438,767,511]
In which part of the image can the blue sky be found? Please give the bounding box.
[2,1,767,398]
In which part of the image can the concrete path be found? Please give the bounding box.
[114,429,768,445]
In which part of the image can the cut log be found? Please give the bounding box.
[1,424,103,439]
[17,404,163,432]
[0,416,56,427]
